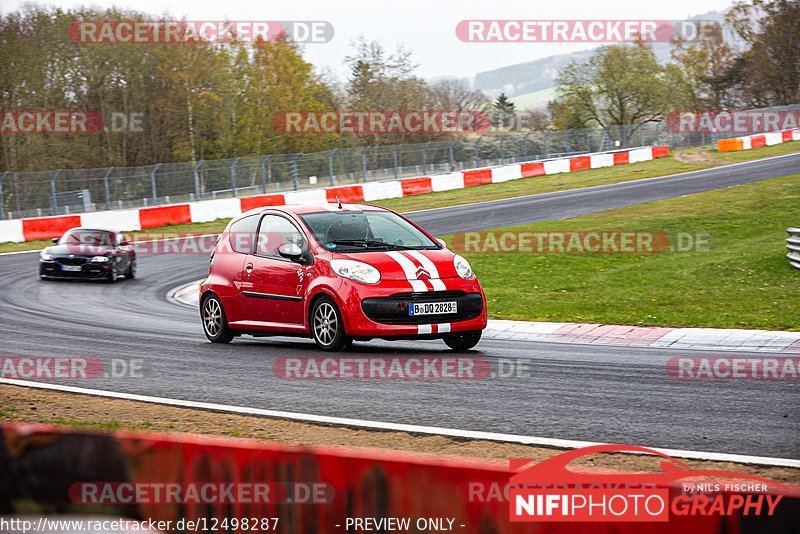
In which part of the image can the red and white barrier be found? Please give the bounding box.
[717,129,800,152]
[2,423,795,533]
[0,146,669,243]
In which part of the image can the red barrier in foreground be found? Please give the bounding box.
[0,423,797,533]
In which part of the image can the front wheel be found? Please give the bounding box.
[311,296,351,351]
[202,294,234,343]
[443,330,482,352]
[125,258,136,279]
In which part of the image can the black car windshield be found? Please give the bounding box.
[299,210,439,252]
[59,229,115,247]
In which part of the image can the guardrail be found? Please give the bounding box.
[0,146,669,243]
[787,228,800,270]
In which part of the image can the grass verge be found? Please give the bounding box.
[448,173,800,330]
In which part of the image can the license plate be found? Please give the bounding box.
[409,301,457,316]
[61,265,82,272]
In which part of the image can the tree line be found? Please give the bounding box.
[1,1,797,173]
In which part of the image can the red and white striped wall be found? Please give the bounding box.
[0,146,669,243]
[717,129,800,152]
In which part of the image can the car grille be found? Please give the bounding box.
[56,257,88,265]
[386,290,467,300]
[361,291,483,325]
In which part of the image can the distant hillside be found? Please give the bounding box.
[472,10,737,101]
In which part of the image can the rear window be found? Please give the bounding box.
[227,215,259,254]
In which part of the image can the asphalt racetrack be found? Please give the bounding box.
[1,153,798,459]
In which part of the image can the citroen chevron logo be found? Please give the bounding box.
[415,266,430,279]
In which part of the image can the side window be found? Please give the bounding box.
[228,215,259,254]
[256,215,304,258]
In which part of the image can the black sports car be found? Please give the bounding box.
[39,227,136,282]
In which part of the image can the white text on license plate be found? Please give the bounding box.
[61,265,82,272]
[409,301,457,316]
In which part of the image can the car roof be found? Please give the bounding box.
[240,203,388,218]
[64,227,120,233]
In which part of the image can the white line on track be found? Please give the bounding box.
[2,378,798,468]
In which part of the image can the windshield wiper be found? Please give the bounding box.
[327,239,417,250]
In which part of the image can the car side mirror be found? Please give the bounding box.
[437,238,447,248]
[51,238,59,243]
[119,240,129,246]
[278,243,303,262]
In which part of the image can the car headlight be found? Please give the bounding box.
[330,259,380,284]
[453,254,473,279]
[91,256,110,263]
[40,252,53,261]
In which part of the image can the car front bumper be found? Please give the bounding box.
[333,277,488,338]
[40,260,112,280]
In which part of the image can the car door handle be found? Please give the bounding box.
[245,263,253,273]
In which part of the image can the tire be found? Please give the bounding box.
[310,296,351,351]
[443,330,482,352]
[201,294,234,343]
[106,265,117,283]
[125,259,136,279]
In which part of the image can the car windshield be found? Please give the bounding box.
[299,210,439,252]
[59,230,115,247]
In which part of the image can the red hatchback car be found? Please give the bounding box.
[199,203,487,351]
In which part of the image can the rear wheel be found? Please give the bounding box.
[311,296,351,351]
[202,294,234,343]
[443,330,482,352]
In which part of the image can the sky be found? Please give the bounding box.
[2,0,738,81]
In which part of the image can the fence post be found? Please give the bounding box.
[448,139,457,170]
[0,171,7,220]
[422,142,430,175]
[103,167,113,211]
[258,156,269,194]
[499,135,507,164]
[545,131,550,158]
[291,153,301,190]
[474,137,482,167]
[50,169,62,215]
[361,147,370,182]
[522,132,531,159]
[150,163,161,204]
[327,149,337,186]
[231,157,240,197]
[194,160,204,198]
[393,145,401,179]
